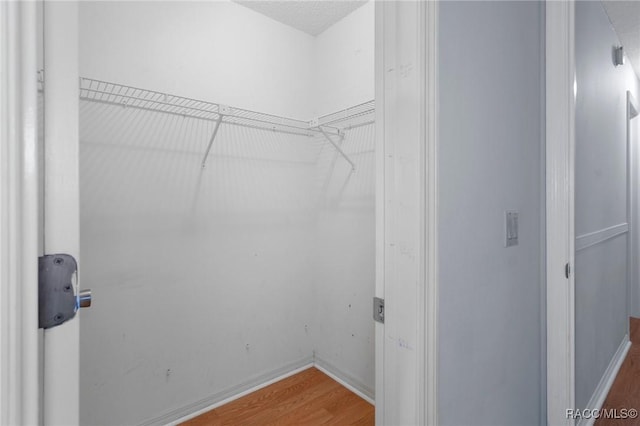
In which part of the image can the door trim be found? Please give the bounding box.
[374,5,384,422]
[375,1,438,424]
[545,1,576,424]
[424,2,439,424]
[0,1,40,424]
[628,91,639,321]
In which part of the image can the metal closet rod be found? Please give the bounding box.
[75,77,374,169]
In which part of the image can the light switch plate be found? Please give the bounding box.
[505,211,518,247]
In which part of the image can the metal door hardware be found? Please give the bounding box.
[79,289,92,308]
[373,297,385,323]
[39,254,90,329]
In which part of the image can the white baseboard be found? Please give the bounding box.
[313,356,375,405]
[577,336,631,426]
[139,357,314,426]
[143,355,375,425]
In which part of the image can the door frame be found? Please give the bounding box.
[3,1,441,425]
[0,1,40,424]
[375,1,438,425]
[1,3,82,424]
[545,1,576,424]
[628,91,639,321]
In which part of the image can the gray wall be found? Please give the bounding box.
[575,0,640,411]
[438,2,545,425]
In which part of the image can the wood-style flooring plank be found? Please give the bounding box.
[596,317,640,426]
[323,390,366,416]
[211,368,322,423]
[242,375,342,425]
[349,409,375,426]
[319,398,373,425]
[260,381,355,425]
[181,367,373,426]
[631,317,640,345]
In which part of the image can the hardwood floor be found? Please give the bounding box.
[596,318,640,426]
[181,367,374,426]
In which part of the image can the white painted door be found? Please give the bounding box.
[0,1,39,424]
[41,2,81,425]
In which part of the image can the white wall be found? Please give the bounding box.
[79,1,315,118]
[574,1,640,411]
[312,1,374,117]
[311,0,375,397]
[78,1,375,424]
[312,123,375,397]
[78,2,319,424]
[438,2,545,424]
[79,108,317,425]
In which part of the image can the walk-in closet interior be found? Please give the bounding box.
[74,1,375,424]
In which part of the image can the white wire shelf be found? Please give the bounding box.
[79,77,324,137]
[73,76,375,169]
[316,100,375,130]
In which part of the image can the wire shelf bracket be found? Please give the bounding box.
[200,115,224,169]
[319,127,355,172]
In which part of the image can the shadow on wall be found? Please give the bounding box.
[77,99,376,424]
[315,123,375,210]
[80,101,319,226]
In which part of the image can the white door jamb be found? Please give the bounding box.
[546,1,576,424]
[375,1,438,424]
[0,1,40,424]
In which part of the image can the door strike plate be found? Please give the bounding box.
[373,297,384,323]
[39,254,78,329]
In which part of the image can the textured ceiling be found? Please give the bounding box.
[233,1,368,36]
[602,0,640,79]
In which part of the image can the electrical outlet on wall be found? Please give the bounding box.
[505,211,518,247]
